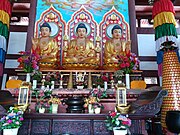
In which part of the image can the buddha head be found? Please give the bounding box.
[40,22,51,37]
[76,23,87,38]
[111,25,122,39]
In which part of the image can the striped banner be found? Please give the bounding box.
[0,0,11,76]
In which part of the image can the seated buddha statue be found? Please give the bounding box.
[31,22,59,69]
[104,25,131,69]
[63,23,100,69]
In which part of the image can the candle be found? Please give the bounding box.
[117,89,119,106]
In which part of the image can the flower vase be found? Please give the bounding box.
[26,73,31,82]
[113,127,127,135]
[32,80,37,89]
[104,81,107,90]
[125,74,130,89]
[88,104,94,114]
[52,104,58,114]
[59,80,63,89]
[3,128,19,135]
[77,85,84,89]
[51,81,55,90]
[94,107,101,114]
[39,107,45,113]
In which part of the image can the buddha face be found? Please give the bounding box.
[41,27,51,37]
[77,28,87,38]
[112,29,122,39]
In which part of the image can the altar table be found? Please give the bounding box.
[15,111,151,135]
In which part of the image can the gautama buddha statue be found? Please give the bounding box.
[104,25,131,68]
[63,23,100,69]
[31,22,59,69]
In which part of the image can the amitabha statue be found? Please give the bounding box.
[63,23,100,69]
[104,25,131,69]
[31,22,59,69]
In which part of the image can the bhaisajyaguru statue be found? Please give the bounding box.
[104,25,131,69]
[63,23,100,69]
[31,22,59,69]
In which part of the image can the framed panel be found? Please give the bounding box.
[18,86,29,105]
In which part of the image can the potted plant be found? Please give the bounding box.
[84,96,97,114]
[48,96,61,114]
[32,89,52,113]
[37,98,47,113]
[84,88,107,114]
[105,111,131,135]
[0,107,24,135]
[93,102,104,114]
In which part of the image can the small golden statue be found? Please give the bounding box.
[104,25,131,69]
[75,72,86,89]
[31,22,59,70]
[63,23,100,69]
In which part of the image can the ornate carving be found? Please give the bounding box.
[130,90,168,115]
[94,120,111,135]
[129,120,143,134]
[52,120,91,135]
[19,120,29,135]
[31,120,50,135]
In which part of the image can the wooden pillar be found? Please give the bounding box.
[128,0,138,55]
[25,0,37,51]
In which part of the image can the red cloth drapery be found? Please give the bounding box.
[0,0,12,17]
[152,0,175,19]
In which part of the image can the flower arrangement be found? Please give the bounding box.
[0,107,24,129]
[89,88,107,100]
[105,111,131,131]
[48,96,61,105]
[17,51,40,73]
[31,70,42,82]
[45,72,60,82]
[116,52,140,74]
[84,88,107,110]
[101,73,109,82]
[94,73,109,88]
[84,96,97,108]
[93,102,104,110]
[32,89,52,111]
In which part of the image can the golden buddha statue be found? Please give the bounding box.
[104,25,131,69]
[31,22,59,69]
[63,23,100,69]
